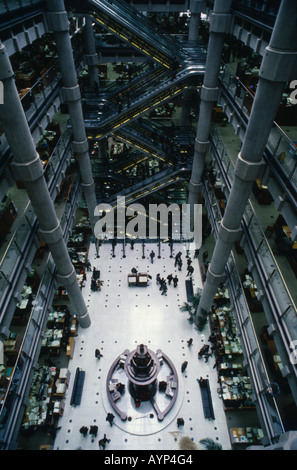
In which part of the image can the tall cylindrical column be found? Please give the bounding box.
[0,41,91,328]
[187,0,232,206]
[188,0,203,42]
[84,17,99,90]
[196,0,297,321]
[46,0,98,228]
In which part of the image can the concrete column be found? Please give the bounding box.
[188,0,203,42]
[196,0,297,322]
[84,17,99,90]
[187,0,232,206]
[0,41,91,328]
[46,0,98,228]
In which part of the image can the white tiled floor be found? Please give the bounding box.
[53,241,231,450]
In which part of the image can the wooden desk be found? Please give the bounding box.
[253,179,273,205]
[230,427,264,445]
[128,273,150,286]
[282,225,297,249]
[67,337,76,359]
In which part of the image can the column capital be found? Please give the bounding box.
[10,153,44,182]
[46,11,69,32]
[259,46,297,82]
[200,85,219,102]
[234,152,265,182]
[38,222,63,244]
[210,12,232,34]
[219,221,241,244]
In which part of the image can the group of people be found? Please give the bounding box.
[156,272,179,295]
[79,425,111,450]
[198,344,212,363]
[174,252,195,277]
[91,266,103,292]
[79,412,116,449]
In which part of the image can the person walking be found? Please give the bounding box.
[159,278,165,289]
[173,275,178,287]
[181,361,188,373]
[98,434,110,450]
[79,426,88,437]
[95,348,103,359]
[150,250,155,263]
[167,273,173,285]
[89,425,98,437]
[174,251,182,267]
[106,412,115,426]
[161,282,168,296]
[177,258,182,271]
[186,265,194,277]
[187,338,193,347]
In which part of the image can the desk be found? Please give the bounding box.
[4,334,21,356]
[68,232,85,247]
[0,365,14,403]
[41,328,63,355]
[217,362,243,376]
[211,307,243,357]
[47,310,65,326]
[54,369,70,398]
[220,375,254,409]
[67,337,76,359]
[230,427,264,445]
[253,179,273,205]
[70,318,78,337]
[69,247,88,266]
[282,225,297,249]
[22,366,57,429]
[53,399,65,416]
[128,273,150,287]
[242,275,263,312]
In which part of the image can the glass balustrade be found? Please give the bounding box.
[219,64,297,190]
[0,126,72,316]
[0,202,36,318]
[0,174,80,430]
[20,63,61,122]
[0,63,62,161]
[0,0,44,15]
[44,127,72,185]
[86,0,186,60]
[226,253,285,439]
[201,181,285,440]
[0,253,56,443]
[231,0,281,18]
[210,126,297,344]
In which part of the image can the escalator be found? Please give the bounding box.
[67,0,201,205]
[105,162,192,206]
[112,120,194,167]
[110,149,155,173]
[84,63,204,137]
[67,0,190,67]
[112,125,173,166]
[84,60,165,112]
